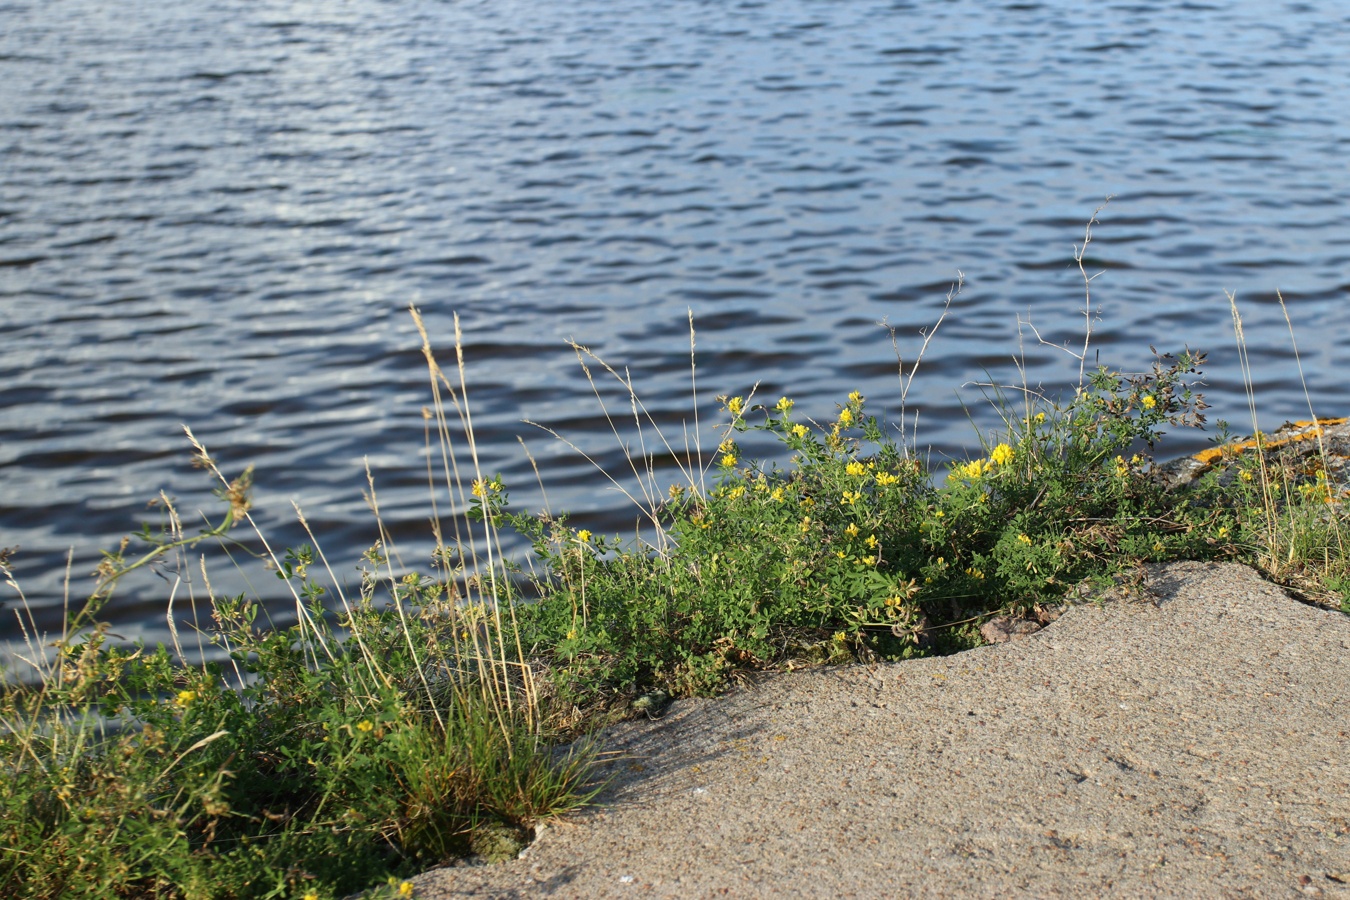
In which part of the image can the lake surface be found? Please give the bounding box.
[3,0,1348,646]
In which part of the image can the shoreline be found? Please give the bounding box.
[409,560,1350,898]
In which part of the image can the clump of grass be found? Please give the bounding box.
[0,312,597,899]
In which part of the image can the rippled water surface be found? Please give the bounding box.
[3,0,1349,641]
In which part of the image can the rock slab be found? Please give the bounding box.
[412,562,1350,898]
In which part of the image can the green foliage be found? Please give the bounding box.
[1,554,594,899]
[511,350,1261,708]
[5,300,1348,900]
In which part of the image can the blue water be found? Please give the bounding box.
[2,0,1348,644]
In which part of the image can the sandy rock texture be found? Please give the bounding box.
[411,561,1350,898]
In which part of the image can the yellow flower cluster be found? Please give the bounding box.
[791,424,809,438]
[720,453,738,468]
[470,477,504,498]
[727,396,744,416]
[840,490,862,506]
[577,529,592,543]
[875,471,899,486]
[990,443,1014,466]
[775,397,794,413]
[845,461,866,476]
[958,459,987,480]
[176,690,197,707]
[1141,395,1157,409]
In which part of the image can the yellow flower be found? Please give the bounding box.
[577,529,592,543]
[771,487,786,502]
[1114,456,1129,477]
[935,509,944,518]
[862,555,877,566]
[1240,470,1254,482]
[1217,526,1229,538]
[357,720,374,733]
[727,485,746,500]
[791,424,809,438]
[1141,395,1156,409]
[848,391,864,404]
[727,396,744,416]
[990,443,1014,466]
[1017,533,1032,545]
[799,517,812,533]
[775,397,794,413]
[303,893,319,900]
[965,567,984,580]
[471,479,487,497]
[720,453,737,468]
[399,882,415,898]
[176,690,197,707]
[960,459,985,479]
[841,491,862,506]
[836,550,847,559]
[845,523,860,537]
[876,472,899,486]
[1035,412,1046,423]
[838,408,854,425]
[865,534,879,548]
[845,461,866,476]
[719,438,736,453]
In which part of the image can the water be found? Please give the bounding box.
[3,0,1348,645]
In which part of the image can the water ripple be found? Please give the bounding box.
[2,0,1349,640]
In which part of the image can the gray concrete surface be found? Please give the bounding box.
[412,561,1350,898]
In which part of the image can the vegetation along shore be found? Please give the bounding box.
[3,279,1348,898]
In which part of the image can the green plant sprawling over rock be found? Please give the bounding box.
[508,350,1235,708]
